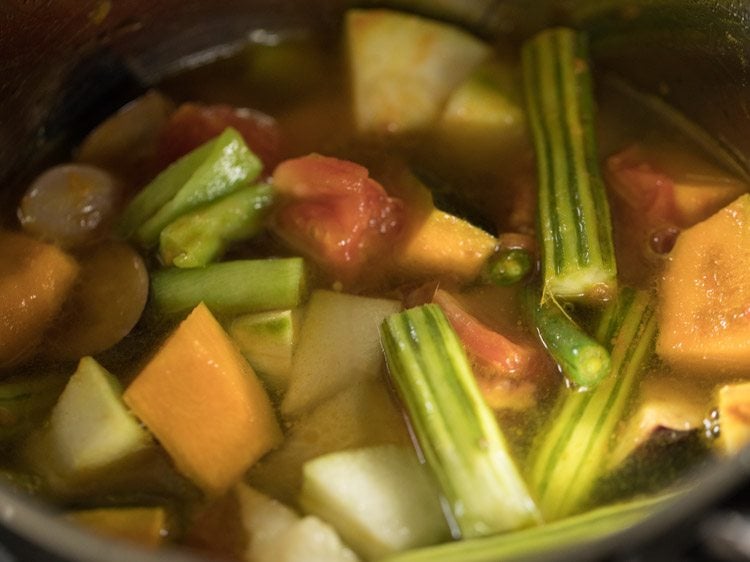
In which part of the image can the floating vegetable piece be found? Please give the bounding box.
[19,164,121,249]
[606,144,748,229]
[120,127,262,247]
[716,381,750,455]
[248,380,410,504]
[281,290,402,417]
[123,303,283,495]
[0,231,79,368]
[300,445,451,559]
[483,247,533,286]
[41,357,152,482]
[381,304,541,537]
[66,506,170,548]
[528,289,657,520]
[45,240,149,360]
[657,194,750,375]
[236,484,360,562]
[229,308,301,395]
[151,258,307,316]
[159,183,275,268]
[272,154,404,284]
[607,377,706,469]
[347,9,490,133]
[394,207,498,284]
[434,289,538,382]
[525,288,611,389]
[522,28,617,301]
[438,59,527,164]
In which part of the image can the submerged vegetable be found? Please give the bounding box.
[526,288,611,388]
[381,304,541,537]
[529,289,657,520]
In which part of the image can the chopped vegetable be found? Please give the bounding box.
[347,9,490,133]
[150,258,307,316]
[18,164,122,248]
[607,377,707,469]
[657,194,750,375]
[75,90,175,182]
[522,28,617,301]
[381,304,541,537]
[300,445,451,559]
[525,288,611,389]
[606,144,747,228]
[0,374,66,443]
[438,59,527,164]
[0,231,79,368]
[393,207,498,284]
[38,357,152,483]
[281,289,402,417]
[66,506,169,548]
[236,484,360,562]
[159,183,275,268]
[381,493,676,562]
[482,247,533,286]
[228,308,301,395]
[716,381,750,455]
[248,380,410,504]
[120,127,262,247]
[271,154,404,284]
[44,240,149,360]
[528,289,657,520]
[123,303,283,495]
[433,289,539,381]
[156,102,282,174]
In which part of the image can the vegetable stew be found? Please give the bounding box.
[1,8,748,561]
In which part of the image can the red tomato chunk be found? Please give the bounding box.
[156,103,283,174]
[271,154,405,283]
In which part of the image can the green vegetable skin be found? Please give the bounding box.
[483,248,532,286]
[118,127,262,247]
[528,288,657,520]
[526,288,610,388]
[151,258,308,316]
[522,28,617,301]
[380,304,540,538]
[159,183,275,268]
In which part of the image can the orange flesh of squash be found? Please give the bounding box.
[0,231,79,368]
[658,194,750,375]
[66,506,169,548]
[123,303,283,495]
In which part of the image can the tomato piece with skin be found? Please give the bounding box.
[156,103,283,174]
[271,154,404,283]
[432,289,538,380]
[606,145,678,227]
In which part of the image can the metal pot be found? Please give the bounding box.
[1,1,749,560]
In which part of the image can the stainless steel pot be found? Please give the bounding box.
[1,1,749,560]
